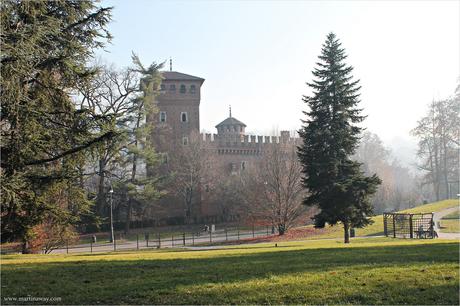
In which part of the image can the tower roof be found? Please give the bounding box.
[161,71,205,83]
[216,116,247,128]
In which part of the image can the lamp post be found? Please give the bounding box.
[108,187,114,243]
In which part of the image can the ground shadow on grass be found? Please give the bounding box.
[2,242,458,305]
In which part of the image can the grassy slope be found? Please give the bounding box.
[2,238,458,305]
[310,199,459,239]
[440,206,460,233]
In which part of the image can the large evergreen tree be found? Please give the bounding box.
[297,33,381,243]
[1,0,112,252]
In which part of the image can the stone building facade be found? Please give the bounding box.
[149,70,298,223]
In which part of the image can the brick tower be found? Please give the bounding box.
[152,71,205,152]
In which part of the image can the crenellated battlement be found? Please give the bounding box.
[200,130,300,148]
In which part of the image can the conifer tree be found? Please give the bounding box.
[120,54,165,233]
[1,0,112,252]
[297,33,381,243]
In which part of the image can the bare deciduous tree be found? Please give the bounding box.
[168,132,216,223]
[77,64,140,216]
[412,91,459,201]
[241,142,306,235]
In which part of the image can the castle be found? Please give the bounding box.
[148,69,298,223]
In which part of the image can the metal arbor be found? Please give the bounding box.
[383,212,436,239]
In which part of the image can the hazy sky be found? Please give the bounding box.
[98,0,459,148]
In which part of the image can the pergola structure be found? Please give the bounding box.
[383,212,436,239]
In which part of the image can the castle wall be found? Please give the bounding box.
[146,70,301,224]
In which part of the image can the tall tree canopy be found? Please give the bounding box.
[412,90,460,201]
[1,0,112,252]
[297,33,381,243]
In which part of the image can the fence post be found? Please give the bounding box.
[252,224,255,238]
[409,214,413,239]
[183,233,186,246]
[430,212,434,239]
[209,230,212,243]
[146,233,149,248]
[237,228,240,241]
[383,214,387,237]
[136,234,139,250]
[192,233,195,246]
[393,215,396,238]
[114,235,116,251]
[266,226,269,236]
[172,234,174,247]
[90,240,93,253]
[158,233,161,248]
[225,228,228,241]
[66,241,69,254]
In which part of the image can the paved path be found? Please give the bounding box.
[50,229,268,254]
[433,206,460,240]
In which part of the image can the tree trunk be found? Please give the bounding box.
[21,239,31,254]
[278,224,286,235]
[343,222,350,243]
[432,105,441,201]
[185,189,193,224]
[125,142,138,234]
[125,197,132,234]
[97,159,106,216]
[441,130,450,199]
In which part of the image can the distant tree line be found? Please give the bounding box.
[354,132,421,213]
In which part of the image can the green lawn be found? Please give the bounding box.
[310,199,459,239]
[2,238,458,305]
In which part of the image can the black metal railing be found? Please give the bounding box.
[49,225,278,254]
[383,212,436,239]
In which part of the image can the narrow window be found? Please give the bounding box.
[182,136,189,145]
[180,84,186,93]
[181,112,188,122]
[159,111,167,122]
[163,153,169,164]
[190,84,196,93]
[169,84,176,91]
[241,161,246,170]
[230,162,237,175]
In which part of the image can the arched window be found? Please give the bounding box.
[180,84,186,93]
[190,84,196,93]
[181,112,188,122]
